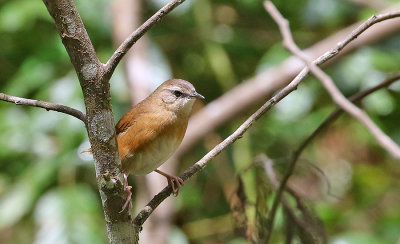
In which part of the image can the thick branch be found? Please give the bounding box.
[134,2,400,233]
[104,0,186,79]
[0,92,86,122]
[265,1,400,158]
[42,0,136,243]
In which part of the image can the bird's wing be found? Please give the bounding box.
[117,111,175,160]
[115,107,142,135]
[116,119,134,135]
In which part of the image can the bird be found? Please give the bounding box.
[114,78,204,211]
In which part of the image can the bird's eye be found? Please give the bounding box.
[173,90,183,97]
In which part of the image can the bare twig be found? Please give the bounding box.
[264,1,400,242]
[0,92,86,122]
[104,0,185,79]
[260,155,316,211]
[297,72,400,155]
[265,1,400,159]
[174,4,400,158]
[133,59,303,227]
[336,11,400,52]
[262,156,327,244]
[133,4,400,229]
[263,73,400,242]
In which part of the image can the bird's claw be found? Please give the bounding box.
[119,173,133,213]
[167,176,184,196]
[154,169,184,196]
[119,185,132,213]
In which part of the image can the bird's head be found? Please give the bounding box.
[156,79,205,115]
[153,79,204,116]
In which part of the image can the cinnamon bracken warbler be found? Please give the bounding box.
[115,78,204,211]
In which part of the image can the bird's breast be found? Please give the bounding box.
[118,113,188,175]
[121,135,182,175]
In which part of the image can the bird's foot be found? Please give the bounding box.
[119,173,133,213]
[120,185,132,213]
[155,169,184,196]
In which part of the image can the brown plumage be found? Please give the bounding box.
[115,79,204,211]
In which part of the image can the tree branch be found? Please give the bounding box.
[262,155,327,244]
[174,3,400,158]
[133,61,304,227]
[133,1,400,235]
[265,1,400,158]
[264,3,400,241]
[104,0,186,79]
[0,92,86,122]
[263,72,400,243]
[42,0,136,242]
[297,72,400,155]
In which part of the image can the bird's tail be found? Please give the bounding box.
[81,148,92,154]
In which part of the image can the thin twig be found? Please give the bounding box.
[264,1,400,242]
[133,3,400,230]
[134,58,303,227]
[0,92,86,122]
[336,11,400,53]
[104,0,185,79]
[297,72,400,155]
[262,155,327,244]
[175,4,400,159]
[262,73,400,242]
[265,1,400,159]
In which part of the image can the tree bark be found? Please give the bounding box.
[42,0,137,242]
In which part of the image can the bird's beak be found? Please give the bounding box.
[191,91,205,100]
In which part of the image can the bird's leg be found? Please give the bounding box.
[154,169,184,196]
[119,173,132,213]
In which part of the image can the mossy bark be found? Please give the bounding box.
[42,0,138,242]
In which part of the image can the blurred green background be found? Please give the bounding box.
[0,0,400,243]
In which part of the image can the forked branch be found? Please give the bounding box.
[104,0,186,79]
[263,73,400,243]
[263,1,400,242]
[265,1,400,159]
[133,1,400,235]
